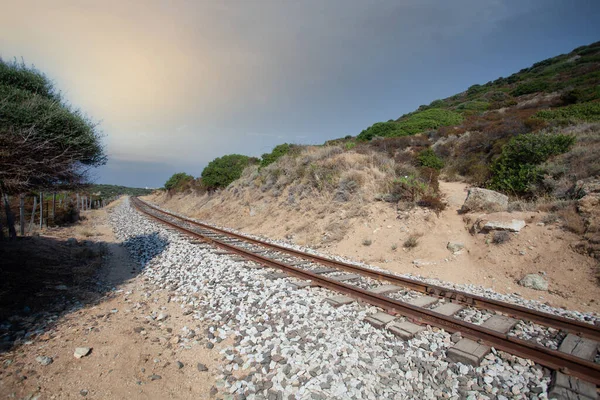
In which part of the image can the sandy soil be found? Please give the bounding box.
[0,200,222,399]
[145,181,599,314]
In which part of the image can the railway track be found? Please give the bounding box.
[131,197,600,388]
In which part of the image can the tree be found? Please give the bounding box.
[201,154,255,189]
[164,172,193,191]
[260,143,293,167]
[0,59,106,194]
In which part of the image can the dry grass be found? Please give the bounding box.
[492,231,511,245]
[559,206,586,234]
[403,233,422,249]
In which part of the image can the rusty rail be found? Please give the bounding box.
[133,197,600,341]
[131,197,600,385]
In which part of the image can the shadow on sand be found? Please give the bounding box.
[0,233,168,353]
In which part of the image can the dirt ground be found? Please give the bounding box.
[0,201,222,399]
[146,181,600,314]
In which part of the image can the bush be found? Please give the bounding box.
[357,109,463,141]
[511,80,550,96]
[535,102,600,122]
[357,121,406,141]
[456,100,490,113]
[164,172,194,191]
[492,231,511,244]
[362,239,372,246]
[404,234,420,249]
[395,109,463,136]
[417,148,444,170]
[260,143,295,168]
[417,194,446,215]
[201,154,255,189]
[489,133,576,194]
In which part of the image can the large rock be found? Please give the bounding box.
[518,274,548,291]
[482,219,526,233]
[461,188,508,213]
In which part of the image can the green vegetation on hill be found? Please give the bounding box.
[164,173,193,191]
[201,154,257,189]
[260,143,296,168]
[166,41,600,202]
[88,184,153,197]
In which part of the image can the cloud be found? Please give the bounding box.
[1,0,598,187]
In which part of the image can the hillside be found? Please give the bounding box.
[146,41,600,311]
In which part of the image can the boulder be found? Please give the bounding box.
[518,274,548,291]
[461,188,508,213]
[482,220,526,233]
[74,347,92,358]
[447,242,465,253]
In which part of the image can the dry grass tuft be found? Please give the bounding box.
[559,206,586,234]
[404,234,421,249]
[492,231,511,245]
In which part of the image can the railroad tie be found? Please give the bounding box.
[324,295,355,307]
[387,321,425,340]
[368,284,402,295]
[364,312,396,329]
[549,334,599,399]
[431,302,464,316]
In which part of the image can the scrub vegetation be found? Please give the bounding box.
[165,41,600,206]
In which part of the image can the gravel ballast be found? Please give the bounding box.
[110,198,599,399]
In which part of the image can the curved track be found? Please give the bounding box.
[132,197,600,385]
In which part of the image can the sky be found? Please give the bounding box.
[1,0,599,188]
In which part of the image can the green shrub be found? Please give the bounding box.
[456,100,490,112]
[417,148,444,170]
[201,154,255,189]
[164,172,194,191]
[395,109,463,135]
[357,121,406,141]
[490,133,576,194]
[0,59,58,100]
[357,109,463,141]
[260,143,294,167]
[511,79,550,96]
[535,102,600,122]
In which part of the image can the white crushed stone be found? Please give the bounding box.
[111,198,596,399]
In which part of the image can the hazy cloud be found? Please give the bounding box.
[1,0,598,186]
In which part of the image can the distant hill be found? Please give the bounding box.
[88,184,153,198]
[355,41,599,141]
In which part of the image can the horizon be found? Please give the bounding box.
[1,0,599,188]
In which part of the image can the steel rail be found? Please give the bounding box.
[132,197,600,385]
[133,197,600,342]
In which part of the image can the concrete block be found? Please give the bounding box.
[447,338,490,366]
[364,312,396,329]
[549,372,597,400]
[368,284,402,295]
[559,334,598,361]
[432,302,464,316]
[325,295,355,307]
[408,296,439,308]
[329,274,360,282]
[481,315,518,334]
[387,321,424,340]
